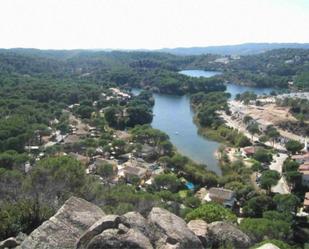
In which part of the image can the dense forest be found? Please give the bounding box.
[1,47,309,92]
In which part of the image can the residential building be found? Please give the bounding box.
[69,152,90,166]
[292,152,309,164]
[119,165,149,183]
[242,146,256,157]
[204,187,236,208]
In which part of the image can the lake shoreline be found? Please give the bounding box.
[132,69,275,176]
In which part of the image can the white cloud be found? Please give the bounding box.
[0,0,308,49]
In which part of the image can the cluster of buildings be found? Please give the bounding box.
[102,88,131,101]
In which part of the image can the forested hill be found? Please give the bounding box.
[1,47,309,90]
[158,43,309,55]
[0,49,225,95]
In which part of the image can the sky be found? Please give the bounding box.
[0,0,309,50]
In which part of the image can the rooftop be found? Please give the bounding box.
[292,152,309,161]
[243,146,256,155]
[122,165,148,177]
[208,187,235,201]
[299,163,309,171]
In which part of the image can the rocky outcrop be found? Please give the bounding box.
[187,220,208,247]
[77,207,202,249]
[15,197,252,249]
[85,228,153,249]
[20,197,105,249]
[0,233,27,249]
[0,237,19,249]
[207,221,251,249]
[148,207,203,249]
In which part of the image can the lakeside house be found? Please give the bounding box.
[204,187,236,208]
[109,87,131,100]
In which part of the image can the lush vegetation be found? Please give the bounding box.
[191,91,251,147]
[185,202,237,223]
[0,48,308,248]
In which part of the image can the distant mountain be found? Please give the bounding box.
[157,43,309,55]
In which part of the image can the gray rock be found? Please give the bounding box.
[187,220,208,247]
[122,211,158,242]
[0,237,18,249]
[255,243,280,249]
[86,228,153,249]
[207,221,251,249]
[20,196,105,249]
[15,233,27,244]
[76,215,121,249]
[118,223,130,234]
[148,207,203,249]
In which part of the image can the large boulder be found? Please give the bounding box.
[187,220,208,247]
[207,221,251,249]
[20,196,105,249]
[76,215,121,249]
[0,237,18,249]
[85,228,153,249]
[148,207,203,249]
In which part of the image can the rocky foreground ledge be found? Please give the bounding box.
[0,197,273,249]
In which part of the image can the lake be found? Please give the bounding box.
[179,69,274,99]
[133,70,274,175]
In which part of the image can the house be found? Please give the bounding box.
[24,146,40,152]
[304,192,309,212]
[135,144,157,161]
[94,157,117,168]
[63,135,80,144]
[298,163,309,187]
[242,146,256,157]
[119,165,149,183]
[292,152,309,164]
[204,187,236,208]
[114,130,131,141]
[75,127,88,137]
[69,152,90,166]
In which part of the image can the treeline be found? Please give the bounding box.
[222,49,309,89]
[0,50,226,95]
[0,74,104,153]
[104,91,154,129]
[191,91,251,147]
[277,97,309,121]
[2,48,309,92]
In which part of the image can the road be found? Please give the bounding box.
[269,153,290,194]
[218,110,286,151]
[219,106,291,194]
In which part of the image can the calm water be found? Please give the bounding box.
[179,69,274,99]
[151,93,221,174]
[226,84,274,99]
[179,70,221,78]
[133,70,274,175]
